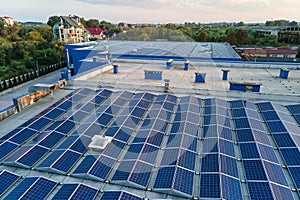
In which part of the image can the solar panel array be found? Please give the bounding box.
[1,88,300,199]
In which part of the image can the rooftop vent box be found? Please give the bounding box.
[88,135,113,152]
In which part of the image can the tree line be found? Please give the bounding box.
[0,18,64,81]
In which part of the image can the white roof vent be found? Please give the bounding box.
[88,135,113,152]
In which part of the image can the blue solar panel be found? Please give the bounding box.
[252,129,271,145]
[97,113,113,126]
[3,177,38,200]
[70,136,91,154]
[230,100,244,109]
[0,171,20,196]
[273,133,296,147]
[115,129,131,143]
[112,160,135,181]
[249,118,265,131]
[287,104,300,115]
[184,122,199,137]
[120,192,143,200]
[100,191,122,200]
[38,131,65,149]
[55,120,76,134]
[9,128,37,144]
[17,145,49,167]
[266,121,287,133]
[44,108,65,120]
[221,175,242,200]
[161,148,179,166]
[0,128,22,141]
[248,182,273,200]
[219,139,235,157]
[203,125,218,138]
[261,111,280,121]
[280,148,300,166]
[220,154,239,178]
[147,131,164,147]
[182,134,197,152]
[38,150,64,168]
[289,167,300,189]
[57,135,79,149]
[104,126,119,137]
[52,184,78,200]
[153,120,168,133]
[129,161,152,187]
[263,161,288,186]
[131,107,146,118]
[259,146,279,167]
[294,114,300,124]
[174,167,194,196]
[89,155,115,180]
[57,100,73,110]
[203,115,217,125]
[139,144,159,164]
[73,155,96,175]
[178,150,196,171]
[271,183,293,200]
[123,144,144,160]
[71,184,98,200]
[257,102,274,112]
[163,102,175,111]
[239,143,260,159]
[28,117,52,131]
[69,110,89,123]
[243,160,267,180]
[232,108,247,118]
[171,122,184,134]
[199,174,220,198]
[153,166,176,189]
[52,150,81,173]
[234,118,251,129]
[202,138,218,153]
[166,134,182,148]
[102,140,126,159]
[20,177,57,200]
[201,154,219,172]
[0,141,18,160]
[236,129,254,142]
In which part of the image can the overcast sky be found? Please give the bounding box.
[1,0,299,23]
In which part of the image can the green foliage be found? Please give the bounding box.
[47,16,59,27]
[85,19,100,28]
[0,21,65,81]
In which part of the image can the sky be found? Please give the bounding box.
[0,0,299,24]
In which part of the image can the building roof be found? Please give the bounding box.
[244,48,268,55]
[0,40,300,199]
[87,28,103,35]
[244,48,298,55]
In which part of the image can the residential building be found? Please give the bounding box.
[1,16,14,26]
[52,15,89,43]
[87,28,105,40]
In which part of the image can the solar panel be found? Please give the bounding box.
[147,131,164,147]
[266,121,287,133]
[199,174,220,198]
[236,129,254,142]
[52,184,78,200]
[252,129,271,145]
[181,134,197,152]
[203,125,218,138]
[219,139,235,157]
[261,111,280,121]
[52,150,81,173]
[232,108,247,118]
[220,154,239,178]
[73,155,96,175]
[230,100,244,109]
[201,154,219,172]
[71,184,98,200]
[3,177,38,199]
[247,182,273,200]
[271,183,294,200]
[139,144,159,164]
[287,104,300,115]
[9,128,37,144]
[202,138,218,153]
[234,118,251,129]
[38,150,64,168]
[102,139,126,159]
[239,143,259,159]
[203,115,217,125]
[129,161,152,187]
[184,122,199,137]
[123,143,144,160]
[89,155,115,180]
[257,102,274,112]
[173,167,194,196]
[263,161,288,186]
[273,133,296,148]
[111,160,135,181]
[100,191,122,200]
[55,120,76,134]
[120,191,143,200]
[38,131,65,149]
[161,148,179,166]
[178,150,196,171]
[221,175,242,200]
[289,167,300,189]
[153,166,176,189]
[28,117,52,131]
[70,136,91,154]
[16,145,49,167]
[280,148,300,166]
[243,160,267,180]
[249,118,265,131]
[0,171,20,196]
[0,141,18,160]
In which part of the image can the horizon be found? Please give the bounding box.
[1,0,299,24]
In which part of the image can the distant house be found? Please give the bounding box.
[1,16,14,26]
[52,15,89,43]
[242,48,298,61]
[87,28,105,40]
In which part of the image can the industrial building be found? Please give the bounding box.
[0,40,300,199]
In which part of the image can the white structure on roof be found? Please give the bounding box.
[1,16,14,26]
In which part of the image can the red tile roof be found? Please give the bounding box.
[87,28,103,35]
[268,49,297,55]
[244,49,268,55]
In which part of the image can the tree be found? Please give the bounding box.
[86,19,100,28]
[237,21,245,27]
[47,16,59,27]
[236,29,249,46]
[289,21,298,26]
